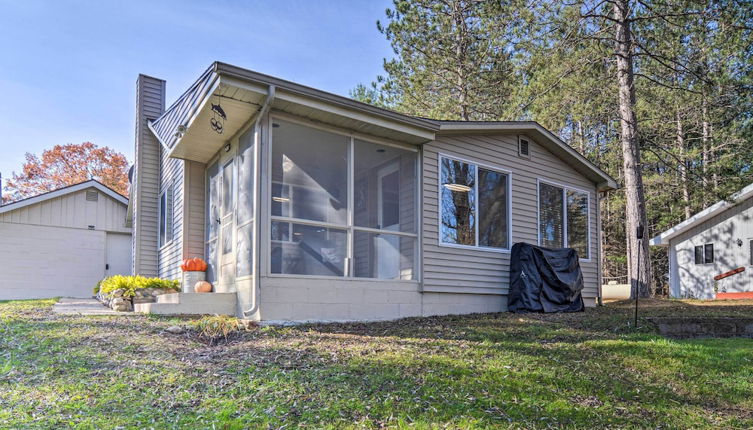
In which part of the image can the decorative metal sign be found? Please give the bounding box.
[210,96,227,134]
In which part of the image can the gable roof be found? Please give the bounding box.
[650,182,753,246]
[148,61,616,191]
[435,120,617,191]
[0,180,128,214]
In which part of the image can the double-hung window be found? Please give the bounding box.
[269,118,418,280]
[694,243,714,264]
[158,182,174,248]
[538,180,590,259]
[439,155,511,251]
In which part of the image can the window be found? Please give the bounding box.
[440,156,510,250]
[695,243,714,264]
[158,183,174,247]
[270,119,418,280]
[236,129,255,278]
[694,245,703,264]
[538,181,590,259]
[749,240,753,266]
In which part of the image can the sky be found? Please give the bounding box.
[0,0,394,183]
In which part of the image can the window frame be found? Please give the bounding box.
[536,178,591,261]
[694,243,715,265]
[438,153,513,254]
[267,113,421,282]
[158,181,175,249]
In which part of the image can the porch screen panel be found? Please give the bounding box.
[271,223,347,276]
[353,140,416,233]
[440,158,476,246]
[236,129,255,277]
[271,120,348,225]
[539,182,564,248]
[566,190,589,259]
[353,231,416,280]
[205,162,220,283]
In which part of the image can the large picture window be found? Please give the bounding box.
[538,180,590,259]
[270,119,418,280]
[440,156,510,250]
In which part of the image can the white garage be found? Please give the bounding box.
[0,180,132,300]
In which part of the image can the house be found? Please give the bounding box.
[0,180,131,300]
[651,183,753,299]
[129,62,617,320]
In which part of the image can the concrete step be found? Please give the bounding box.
[134,293,237,316]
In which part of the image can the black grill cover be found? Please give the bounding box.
[508,243,585,313]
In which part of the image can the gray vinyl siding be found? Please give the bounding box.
[183,160,207,260]
[0,189,129,233]
[158,154,185,281]
[668,196,753,298]
[422,133,600,298]
[132,75,165,277]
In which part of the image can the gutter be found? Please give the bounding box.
[243,84,276,319]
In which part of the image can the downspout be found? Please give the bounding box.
[243,84,275,319]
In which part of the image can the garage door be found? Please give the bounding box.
[0,223,107,300]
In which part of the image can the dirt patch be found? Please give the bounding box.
[649,316,753,338]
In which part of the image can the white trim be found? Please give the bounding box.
[437,152,513,253]
[536,178,592,262]
[651,182,753,246]
[0,180,127,214]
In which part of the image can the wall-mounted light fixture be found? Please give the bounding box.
[443,183,472,193]
[737,238,743,247]
[224,142,231,152]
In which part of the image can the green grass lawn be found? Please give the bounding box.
[1,299,752,429]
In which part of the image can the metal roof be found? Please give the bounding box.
[147,62,617,191]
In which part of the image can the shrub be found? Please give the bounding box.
[193,315,243,345]
[93,279,103,295]
[97,275,179,298]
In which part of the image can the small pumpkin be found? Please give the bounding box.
[192,257,204,272]
[194,280,212,293]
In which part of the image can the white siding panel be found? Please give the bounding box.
[668,196,753,298]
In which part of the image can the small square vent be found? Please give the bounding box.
[86,190,99,202]
[518,136,531,158]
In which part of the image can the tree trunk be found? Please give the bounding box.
[701,97,712,202]
[676,111,691,219]
[614,0,652,298]
[452,0,470,121]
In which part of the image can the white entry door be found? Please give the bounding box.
[105,233,132,277]
[376,163,400,279]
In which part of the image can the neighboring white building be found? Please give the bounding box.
[0,180,132,300]
[651,183,753,299]
[129,62,617,321]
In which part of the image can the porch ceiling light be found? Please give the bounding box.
[272,196,290,203]
[443,183,472,193]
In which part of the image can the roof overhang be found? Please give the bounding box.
[437,121,618,192]
[0,180,128,214]
[149,62,439,163]
[650,182,753,246]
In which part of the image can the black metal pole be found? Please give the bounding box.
[634,225,643,329]
[635,240,640,329]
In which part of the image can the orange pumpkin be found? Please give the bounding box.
[194,280,212,293]
[192,257,204,272]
